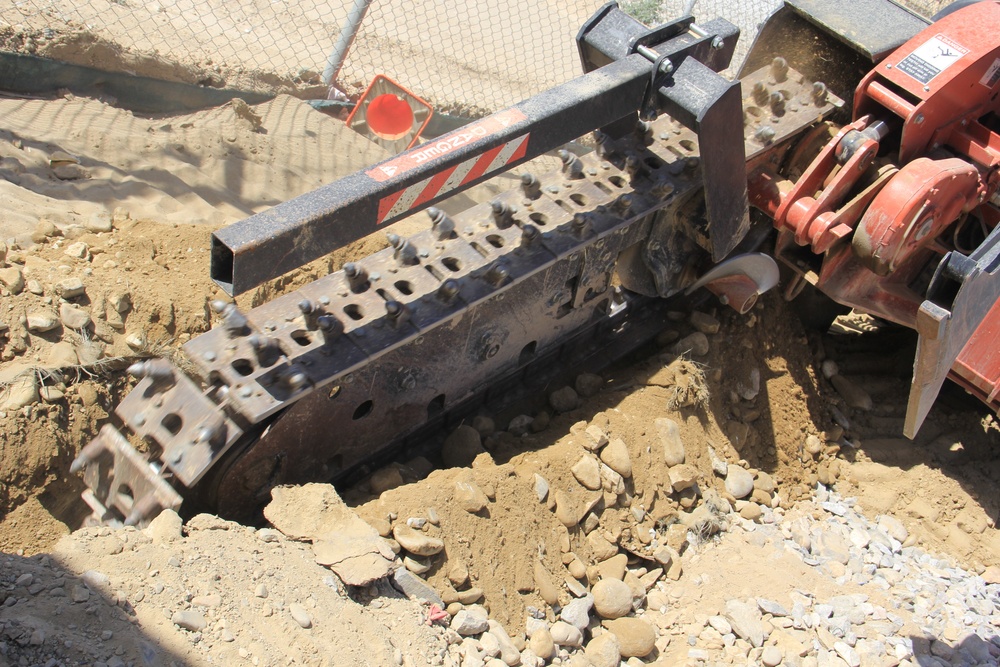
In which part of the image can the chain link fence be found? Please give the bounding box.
[0,0,788,115]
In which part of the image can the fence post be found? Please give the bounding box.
[322,0,375,86]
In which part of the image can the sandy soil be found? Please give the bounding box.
[0,0,997,665]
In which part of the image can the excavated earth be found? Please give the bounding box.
[1,3,999,665]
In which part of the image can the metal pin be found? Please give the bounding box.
[484,263,509,287]
[491,200,515,229]
[248,335,281,365]
[754,125,776,145]
[572,213,592,239]
[615,194,634,214]
[298,299,323,330]
[771,56,788,83]
[624,154,641,180]
[520,223,540,248]
[427,207,456,240]
[387,233,419,265]
[385,300,410,327]
[283,367,311,391]
[812,81,827,105]
[635,120,653,146]
[127,360,174,383]
[752,81,770,107]
[211,300,249,337]
[559,149,584,179]
[344,262,370,293]
[520,172,541,199]
[437,279,460,303]
[769,91,785,117]
[317,314,343,344]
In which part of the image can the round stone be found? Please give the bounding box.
[584,632,621,667]
[603,617,656,657]
[592,579,632,619]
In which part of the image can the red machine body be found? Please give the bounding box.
[750,1,1000,434]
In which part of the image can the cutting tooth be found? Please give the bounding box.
[559,149,584,179]
[427,207,456,240]
[490,200,516,229]
[520,173,541,199]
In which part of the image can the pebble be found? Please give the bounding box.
[656,417,686,466]
[533,561,560,606]
[451,607,489,636]
[804,434,824,457]
[672,332,709,356]
[668,463,699,491]
[575,372,603,397]
[829,375,872,411]
[603,617,656,657]
[725,599,764,648]
[549,386,581,412]
[46,342,78,367]
[527,628,555,660]
[689,311,720,334]
[592,579,632,619]
[26,309,59,332]
[442,425,485,468]
[533,474,549,502]
[584,632,621,667]
[289,603,312,629]
[54,277,85,299]
[455,480,489,513]
[64,241,89,259]
[571,455,601,490]
[0,267,24,294]
[724,465,755,499]
[254,583,268,598]
[370,466,404,494]
[392,524,444,556]
[172,610,207,632]
[486,620,520,666]
[583,425,608,451]
[550,621,583,647]
[761,645,783,666]
[599,438,631,478]
[560,594,594,632]
[60,302,92,330]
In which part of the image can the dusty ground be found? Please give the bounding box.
[1,0,998,665]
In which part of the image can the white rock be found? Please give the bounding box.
[550,621,583,647]
[451,607,489,636]
[656,417,685,466]
[725,465,755,499]
[592,579,632,619]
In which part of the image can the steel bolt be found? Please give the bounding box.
[428,207,456,239]
[752,81,770,106]
[520,173,541,199]
[770,56,788,83]
[559,149,584,179]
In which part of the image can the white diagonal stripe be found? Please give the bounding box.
[440,155,480,195]
[386,176,433,220]
[484,134,529,175]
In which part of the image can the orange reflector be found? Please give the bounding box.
[345,75,433,153]
[366,93,415,140]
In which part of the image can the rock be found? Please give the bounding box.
[75,340,104,365]
[725,465,755,499]
[575,372,603,397]
[981,565,1000,584]
[830,375,872,411]
[876,515,908,543]
[487,620,521,666]
[599,438,631,478]
[739,503,762,521]
[725,599,764,648]
[533,473,549,503]
[60,302,92,330]
[592,579,632,619]
[255,583,268,598]
[669,463,699,492]
[761,645,783,666]
[0,267,24,294]
[146,509,183,544]
[108,291,131,313]
[54,278,85,299]
[508,414,533,436]
[455,479,489,513]
[472,415,495,437]
[71,584,90,603]
[572,455,602,490]
[804,434,823,457]
[561,594,593,631]
[550,621,584,647]
[172,610,207,632]
[811,530,850,565]
[85,214,113,233]
[448,560,470,588]
[64,241,89,259]
[191,593,221,608]
[392,568,444,607]
[587,532,619,562]
[584,632,621,667]
[0,376,38,411]
[690,311,720,334]
[289,603,312,629]
[451,607,489,635]
[656,417,686,466]
[753,472,775,494]
[534,561,560,606]
[603,617,656,658]
[708,615,732,635]
[672,332,709,356]
[596,553,627,581]
[549,386,581,412]
[45,342,79,368]
[583,425,609,451]
[32,218,59,242]
[26,309,59,332]
[370,466,404,494]
[442,424,485,467]
[528,628,555,660]
[392,524,444,557]
[553,491,582,528]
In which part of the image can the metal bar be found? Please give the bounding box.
[211,55,653,295]
[321,0,374,87]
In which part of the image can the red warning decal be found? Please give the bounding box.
[367,108,528,183]
[375,133,530,224]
